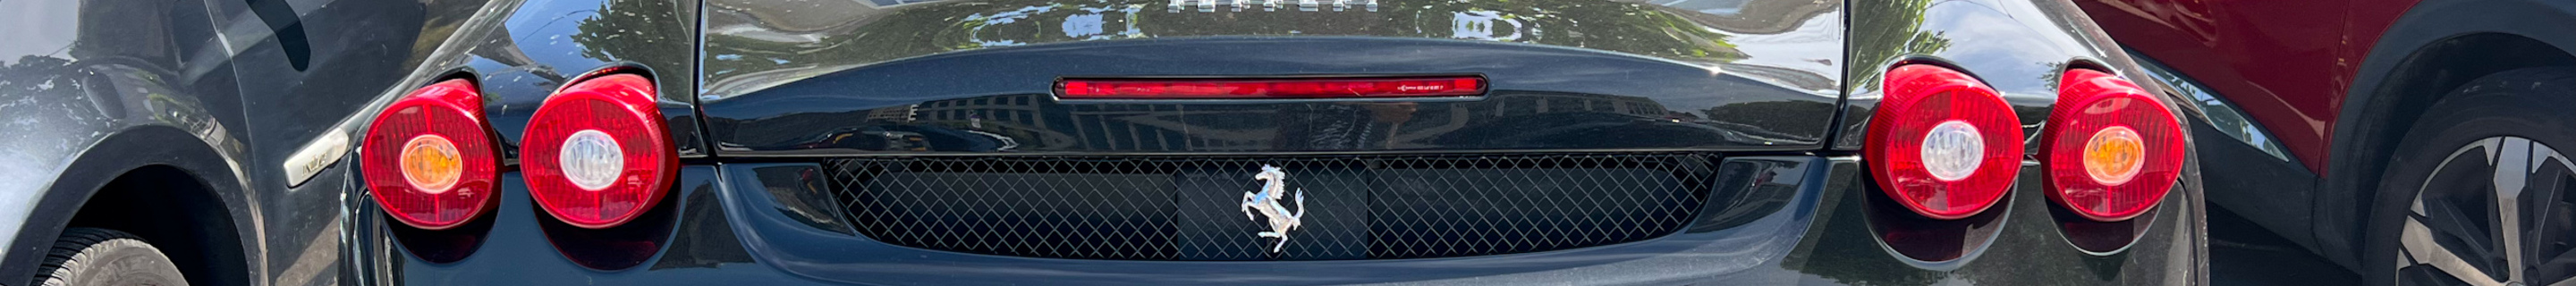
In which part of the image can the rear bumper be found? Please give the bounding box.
[356,154,2200,285]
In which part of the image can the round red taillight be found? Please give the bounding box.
[2042,69,2184,222]
[362,80,499,230]
[1866,64,2025,220]
[521,73,674,229]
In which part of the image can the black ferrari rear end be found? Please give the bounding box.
[348,0,2205,284]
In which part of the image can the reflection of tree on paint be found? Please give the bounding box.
[1843,0,1951,89]
[572,0,692,69]
[705,0,1758,79]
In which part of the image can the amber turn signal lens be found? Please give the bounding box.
[2042,69,2185,222]
[2082,126,2145,184]
[399,135,465,193]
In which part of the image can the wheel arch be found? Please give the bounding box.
[2321,0,2576,272]
[0,125,254,286]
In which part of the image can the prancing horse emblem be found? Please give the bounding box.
[1242,164,1306,253]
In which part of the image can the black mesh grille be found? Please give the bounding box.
[825,153,1718,260]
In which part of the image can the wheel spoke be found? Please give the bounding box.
[2407,137,2514,286]
[2421,198,2498,257]
[2407,218,2511,286]
[2496,137,2530,282]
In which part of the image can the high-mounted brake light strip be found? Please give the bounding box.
[1058,76,1485,99]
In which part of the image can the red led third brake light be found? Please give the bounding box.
[1058,76,1485,99]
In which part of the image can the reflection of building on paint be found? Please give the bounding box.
[964,130,1022,150]
[1478,93,1670,118]
[904,92,1675,151]
[1377,92,1674,144]
[912,95,1072,148]
[864,105,918,123]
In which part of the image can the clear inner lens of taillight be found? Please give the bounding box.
[558,130,626,190]
[1866,64,2025,220]
[1920,120,1987,181]
[521,73,674,229]
[2044,69,2184,222]
[363,80,497,230]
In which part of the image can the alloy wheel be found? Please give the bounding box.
[2397,137,2576,286]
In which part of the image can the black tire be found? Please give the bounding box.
[33,228,188,286]
[2361,67,2576,286]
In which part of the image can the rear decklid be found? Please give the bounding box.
[697,0,1843,154]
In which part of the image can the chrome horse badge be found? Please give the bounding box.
[1242,164,1306,253]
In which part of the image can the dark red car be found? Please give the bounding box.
[2077,0,2576,285]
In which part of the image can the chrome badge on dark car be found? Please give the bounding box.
[1243,164,1309,252]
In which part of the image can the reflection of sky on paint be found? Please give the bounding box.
[1059,5,1148,40]
[1450,10,1522,41]
[963,5,1063,47]
[1648,0,1750,15]
[0,0,79,64]
[1062,13,1105,38]
[700,0,1805,99]
[1722,10,1843,92]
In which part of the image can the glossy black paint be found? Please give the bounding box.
[453,0,708,158]
[696,0,1845,155]
[0,0,2207,284]
[1784,159,2201,285]
[370,155,2200,285]
[355,166,809,284]
[704,38,1835,154]
[1832,0,2170,152]
[698,0,1844,97]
